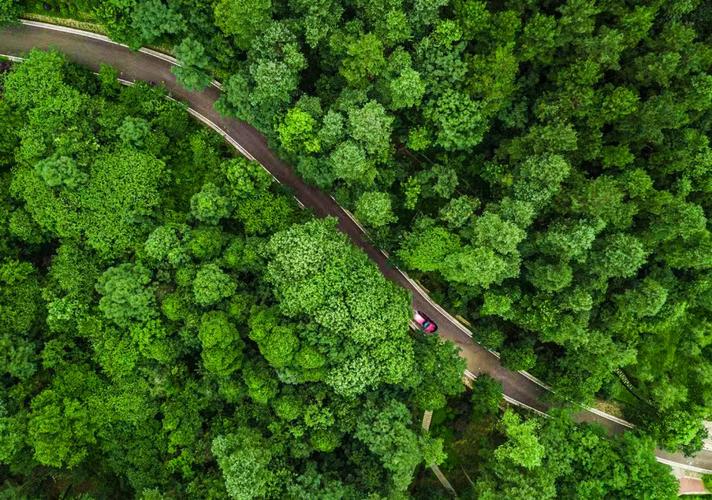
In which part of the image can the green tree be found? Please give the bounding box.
[192,263,236,307]
[96,263,155,327]
[278,107,321,154]
[398,221,461,272]
[0,0,19,26]
[198,311,244,376]
[348,100,393,161]
[388,67,426,110]
[439,195,480,228]
[513,154,571,209]
[131,0,185,45]
[470,374,503,419]
[3,48,68,110]
[355,399,436,492]
[172,38,212,91]
[355,191,396,228]
[191,182,230,224]
[144,224,191,267]
[591,233,647,280]
[117,116,151,147]
[266,219,415,396]
[424,89,489,151]
[340,34,386,87]
[0,259,42,380]
[329,141,376,186]
[408,335,466,410]
[214,0,272,50]
[212,429,275,499]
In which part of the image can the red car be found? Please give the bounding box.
[414,310,438,333]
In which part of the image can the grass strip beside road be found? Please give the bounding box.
[22,12,107,35]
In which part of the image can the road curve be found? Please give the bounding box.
[2,20,710,474]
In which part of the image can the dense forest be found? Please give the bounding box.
[34,0,711,452]
[0,50,466,497]
[1,0,711,497]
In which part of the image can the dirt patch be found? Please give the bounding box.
[594,399,626,419]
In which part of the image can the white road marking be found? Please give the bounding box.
[502,394,550,418]
[340,207,368,234]
[584,407,635,429]
[21,19,120,45]
[517,370,553,391]
[656,457,712,475]
[20,20,223,90]
[183,107,256,162]
[465,370,550,418]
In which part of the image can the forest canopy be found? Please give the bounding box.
[0,50,465,498]
[1,0,712,497]
[41,0,709,452]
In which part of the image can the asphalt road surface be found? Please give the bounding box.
[2,20,710,474]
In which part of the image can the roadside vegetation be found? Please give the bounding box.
[0,50,465,498]
[413,375,678,499]
[17,0,709,452]
[0,0,711,497]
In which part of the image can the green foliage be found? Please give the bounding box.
[0,52,467,498]
[340,34,385,87]
[355,191,396,228]
[144,223,191,267]
[5,0,712,491]
[439,195,480,229]
[191,182,230,224]
[96,263,155,327]
[117,116,150,146]
[424,89,489,151]
[12,148,165,259]
[28,388,96,468]
[198,311,244,376]
[435,404,678,499]
[494,409,545,469]
[266,218,417,396]
[513,154,571,209]
[212,429,274,500]
[0,0,20,25]
[33,155,86,188]
[355,399,439,492]
[3,48,68,110]
[242,359,278,404]
[214,0,272,50]
[192,263,236,307]
[398,220,461,273]
[172,38,212,91]
[0,259,41,380]
[348,100,393,161]
[329,140,375,186]
[388,67,426,110]
[399,213,524,289]
[470,374,503,419]
[409,335,466,410]
[278,107,320,154]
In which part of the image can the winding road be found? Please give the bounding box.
[2,20,710,480]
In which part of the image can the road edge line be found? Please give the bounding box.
[19,19,222,89]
